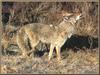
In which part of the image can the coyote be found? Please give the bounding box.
[1,11,81,61]
[16,12,82,61]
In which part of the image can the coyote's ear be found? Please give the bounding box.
[62,11,73,17]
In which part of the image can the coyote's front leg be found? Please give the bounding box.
[48,44,55,61]
[56,46,61,61]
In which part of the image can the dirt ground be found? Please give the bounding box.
[1,47,99,74]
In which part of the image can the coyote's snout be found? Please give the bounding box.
[16,11,81,61]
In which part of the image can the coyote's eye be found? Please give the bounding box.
[64,16,69,20]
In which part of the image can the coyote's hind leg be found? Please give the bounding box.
[24,27,39,57]
[17,28,29,57]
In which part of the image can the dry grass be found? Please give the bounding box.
[1,48,99,74]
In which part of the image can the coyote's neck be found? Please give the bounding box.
[56,20,76,37]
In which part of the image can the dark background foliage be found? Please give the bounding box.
[2,2,98,37]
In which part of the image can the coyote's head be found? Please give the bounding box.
[63,12,82,24]
[57,11,82,38]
